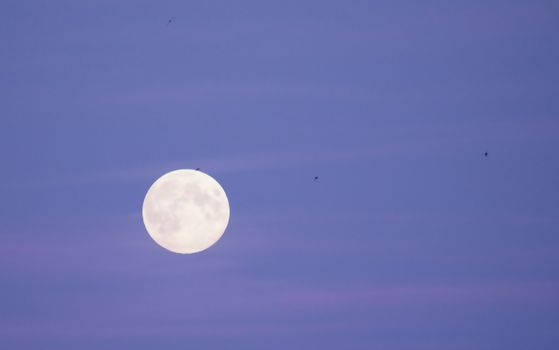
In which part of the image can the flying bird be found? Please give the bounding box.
[484,152,488,157]
[167,17,176,25]
[195,168,201,171]
[314,176,318,181]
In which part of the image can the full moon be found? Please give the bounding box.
[142,169,230,254]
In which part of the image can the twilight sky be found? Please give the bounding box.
[1,1,558,349]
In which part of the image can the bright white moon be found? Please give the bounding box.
[142,169,230,254]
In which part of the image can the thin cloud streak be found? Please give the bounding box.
[1,279,556,341]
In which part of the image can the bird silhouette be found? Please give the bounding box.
[195,168,201,171]
[484,152,488,157]
[314,176,318,181]
[167,17,176,25]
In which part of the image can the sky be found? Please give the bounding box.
[1,0,558,349]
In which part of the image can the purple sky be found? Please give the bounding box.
[1,1,558,349]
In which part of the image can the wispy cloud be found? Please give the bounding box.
[55,146,393,186]
[100,81,365,105]
[1,277,557,342]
